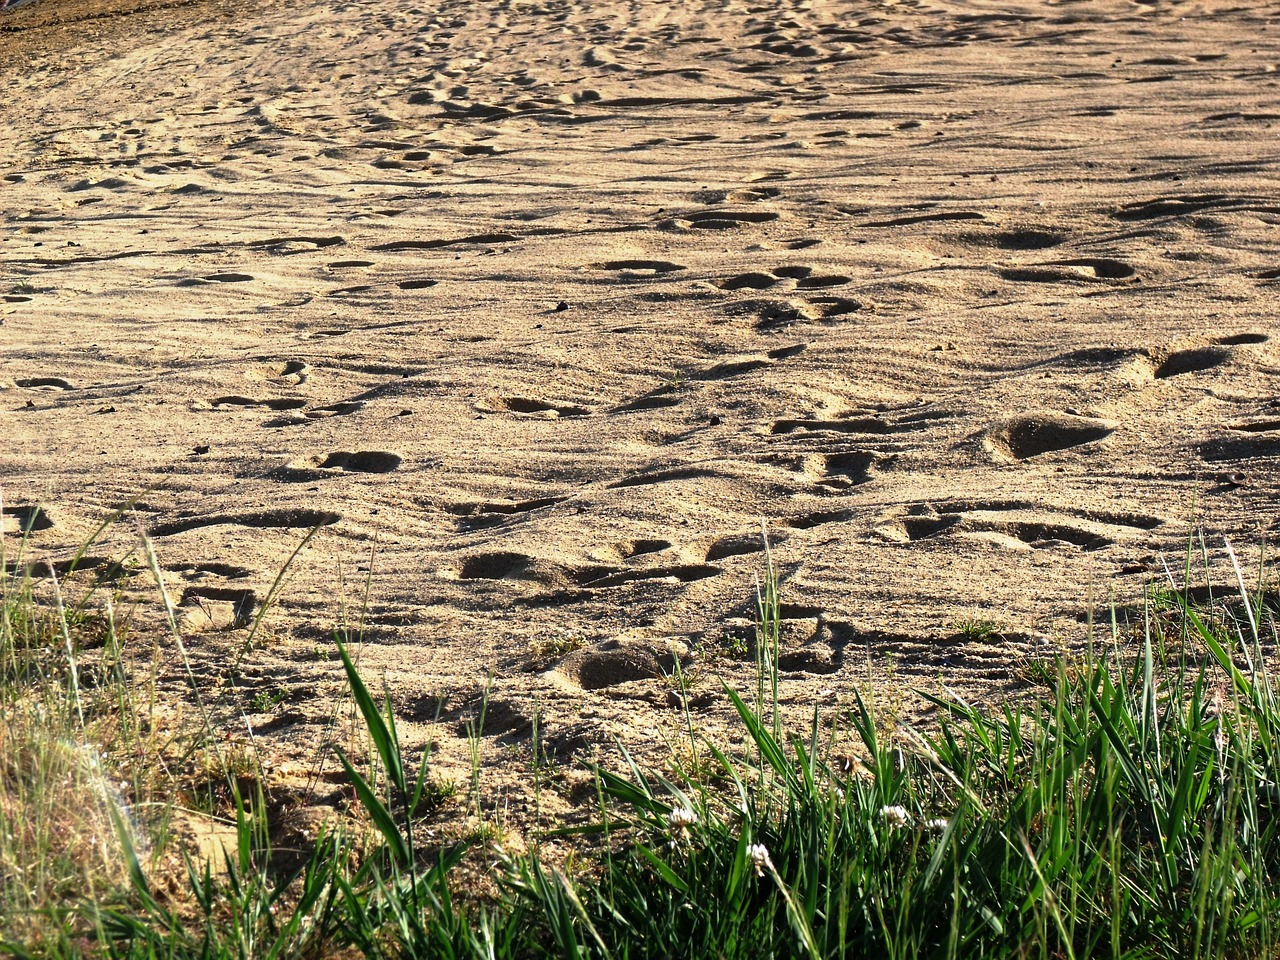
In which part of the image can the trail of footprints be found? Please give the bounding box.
[425,320,1271,642]
[1,507,264,635]
[714,263,862,327]
[875,500,1163,553]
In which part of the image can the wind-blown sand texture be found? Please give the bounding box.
[3,0,1279,813]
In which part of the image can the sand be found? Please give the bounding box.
[3,0,1279,823]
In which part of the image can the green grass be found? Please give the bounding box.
[3,518,1279,959]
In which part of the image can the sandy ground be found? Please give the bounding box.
[3,0,1280,827]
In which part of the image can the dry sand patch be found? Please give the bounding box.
[2,0,1279,824]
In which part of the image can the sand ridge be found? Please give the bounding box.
[2,0,1279,807]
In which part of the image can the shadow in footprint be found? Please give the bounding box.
[590,260,686,279]
[212,396,308,411]
[967,227,1067,250]
[306,401,365,419]
[612,394,682,414]
[822,451,876,486]
[1154,346,1232,379]
[574,564,720,588]
[16,377,73,390]
[318,451,402,473]
[706,533,779,562]
[621,539,672,558]
[718,272,777,291]
[556,644,671,691]
[179,586,257,630]
[458,552,531,580]
[609,466,723,490]
[987,413,1114,460]
[151,509,340,537]
[2,504,52,534]
[479,397,589,418]
[1200,434,1280,462]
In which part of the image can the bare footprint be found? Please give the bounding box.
[476,396,589,418]
[985,413,1115,460]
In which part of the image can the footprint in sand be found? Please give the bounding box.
[305,400,365,419]
[247,235,344,254]
[178,585,257,632]
[372,232,520,252]
[176,272,254,286]
[741,295,861,329]
[784,508,859,531]
[1112,194,1273,223]
[664,209,780,231]
[985,412,1115,461]
[959,226,1068,251]
[571,564,720,588]
[876,502,1161,553]
[1200,426,1280,463]
[589,260,686,280]
[454,551,534,581]
[272,451,402,482]
[165,561,252,580]
[771,414,918,436]
[476,396,590,418]
[705,530,788,562]
[717,272,778,291]
[720,264,853,292]
[9,555,128,581]
[150,508,340,537]
[608,465,724,490]
[818,451,878,489]
[862,210,985,228]
[14,377,73,391]
[611,394,683,414]
[1153,346,1233,379]
[210,396,308,411]
[447,496,568,531]
[552,640,682,692]
[1,503,52,535]
[998,258,1136,284]
[618,538,671,558]
[317,451,402,472]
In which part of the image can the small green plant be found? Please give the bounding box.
[528,631,585,668]
[954,615,1004,642]
[465,674,492,815]
[661,367,688,391]
[700,627,750,662]
[249,687,286,713]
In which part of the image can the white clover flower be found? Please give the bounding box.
[667,805,698,839]
[747,842,772,877]
[925,818,949,833]
[880,804,910,830]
